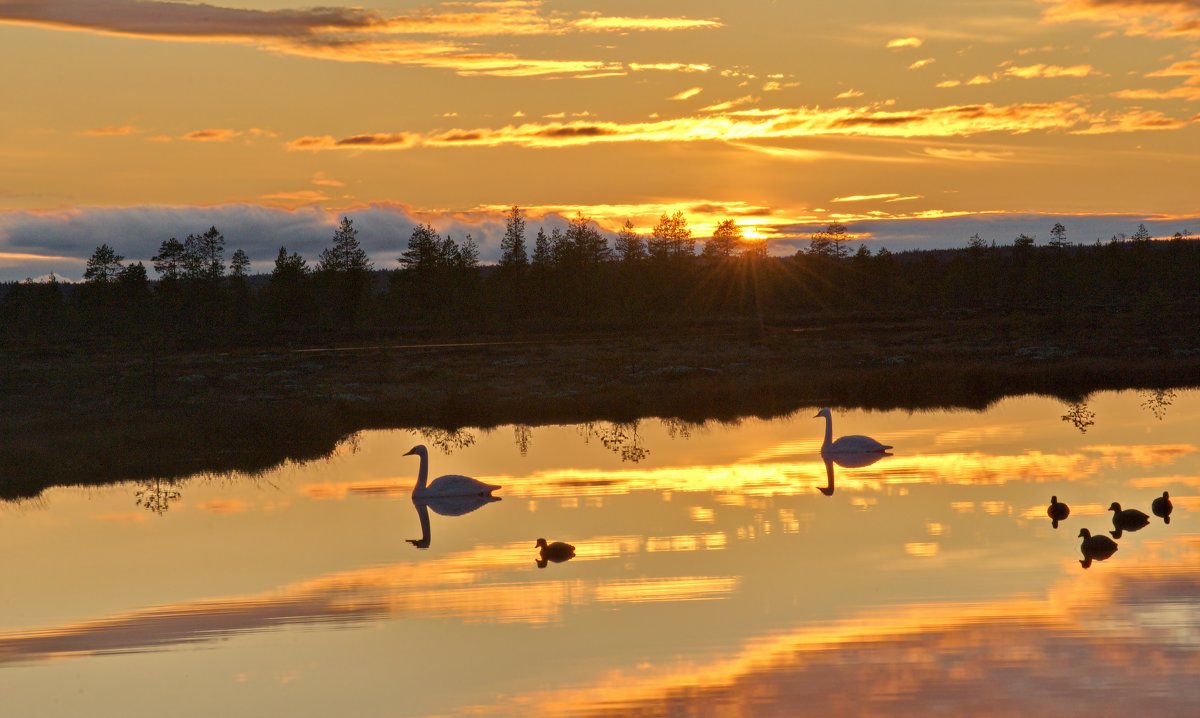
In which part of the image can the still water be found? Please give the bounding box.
[2,390,1198,716]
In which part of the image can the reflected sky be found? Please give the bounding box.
[1,391,1198,717]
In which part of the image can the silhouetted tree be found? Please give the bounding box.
[228,248,252,326]
[316,217,373,326]
[808,223,849,259]
[532,227,553,269]
[1049,222,1069,248]
[265,246,311,327]
[703,219,741,260]
[614,220,646,263]
[1131,223,1153,243]
[649,211,693,260]
[152,238,185,282]
[84,244,124,284]
[499,205,529,273]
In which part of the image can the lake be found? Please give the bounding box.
[2,390,1198,716]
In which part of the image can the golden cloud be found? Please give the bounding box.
[1004,63,1098,78]
[1042,0,1200,37]
[288,100,1185,156]
[887,37,924,49]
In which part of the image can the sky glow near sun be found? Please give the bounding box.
[1,0,1199,278]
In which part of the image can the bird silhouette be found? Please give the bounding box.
[814,408,893,454]
[1078,528,1118,569]
[404,444,501,498]
[1047,495,1070,529]
[1151,491,1173,524]
[1108,501,1150,539]
[535,538,576,568]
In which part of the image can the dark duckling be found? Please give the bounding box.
[1109,501,1150,538]
[1151,491,1173,524]
[1078,528,1118,569]
[536,538,576,568]
[1047,495,1070,529]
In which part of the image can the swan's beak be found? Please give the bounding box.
[403,447,416,456]
[812,412,820,418]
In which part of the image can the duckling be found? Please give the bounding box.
[1109,501,1150,538]
[1078,528,1118,569]
[1151,491,1173,524]
[1047,495,1070,529]
[535,538,576,568]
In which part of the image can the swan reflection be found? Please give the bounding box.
[407,495,501,549]
[818,452,890,496]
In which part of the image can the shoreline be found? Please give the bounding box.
[3,313,1198,499]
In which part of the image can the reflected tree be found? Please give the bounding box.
[1061,400,1096,434]
[1140,389,1176,421]
[663,417,700,440]
[135,477,182,515]
[513,425,532,456]
[418,428,477,453]
[598,421,649,463]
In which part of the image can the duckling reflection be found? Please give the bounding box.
[1152,491,1173,524]
[1078,528,1118,569]
[1108,501,1150,539]
[535,538,575,568]
[406,494,501,549]
[1047,495,1070,529]
[818,452,890,496]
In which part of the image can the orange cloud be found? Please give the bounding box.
[1004,62,1098,78]
[887,37,924,48]
[0,1,719,78]
[79,125,146,137]
[182,128,241,142]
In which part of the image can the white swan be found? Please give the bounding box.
[814,408,892,454]
[404,444,501,498]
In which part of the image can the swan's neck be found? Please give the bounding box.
[412,451,429,496]
[821,413,833,449]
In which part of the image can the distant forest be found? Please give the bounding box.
[2,207,1198,350]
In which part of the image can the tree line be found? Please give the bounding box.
[2,207,1198,349]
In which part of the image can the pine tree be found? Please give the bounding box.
[83,244,124,284]
[317,216,372,273]
[532,227,553,268]
[614,220,645,263]
[703,219,741,259]
[499,205,529,272]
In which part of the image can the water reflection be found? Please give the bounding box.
[1061,399,1096,433]
[818,453,890,496]
[134,477,182,515]
[1141,389,1177,421]
[407,495,501,549]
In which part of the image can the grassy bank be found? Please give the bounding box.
[3,306,1199,500]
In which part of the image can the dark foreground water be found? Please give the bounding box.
[2,390,1198,717]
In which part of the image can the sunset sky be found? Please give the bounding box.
[2,0,1199,280]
